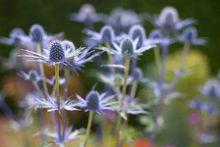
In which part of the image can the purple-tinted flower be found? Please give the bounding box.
[201,102,216,114]
[200,79,220,98]
[19,40,82,66]
[179,27,206,45]
[154,6,195,32]
[1,24,63,50]
[85,25,116,46]
[70,4,105,26]
[131,68,149,83]
[18,70,42,83]
[106,8,143,33]
[40,128,79,146]
[30,95,79,112]
[76,90,116,114]
[149,29,176,47]
[189,99,202,110]
[100,37,154,59]
[116,96,147,120]
[0,28,25,47]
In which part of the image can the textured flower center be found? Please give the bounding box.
[29,24,45,42]
[121,38,134,56]
[86,92,99,111]
[49,41,65,63]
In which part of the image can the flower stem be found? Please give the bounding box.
[36,43,49,96]
[55,64,62,142]
[154,46,161,77]
[83,111,94,147]
[116,56,130,147]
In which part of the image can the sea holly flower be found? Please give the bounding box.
[199,79,220,98]
[85,25,116,46]
[154,6,195,32]
[70,3,105,26]
[40,128,80,146]
[131,68,150,83]
[30,95,79,112]
[189,99,202,110]
[179,27,206,45]
[18,70,42,83]
[149,29,176,47]
[1,24,63,50]
[0,28,25,47]
[100,37,154,59]
[106,8,143,32]
[20,40,82,66]
[115,96,147,120]
[98,72,134,87]
[76,90,116,114]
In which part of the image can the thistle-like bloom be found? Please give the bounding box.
[199,79,220,98]
[106,8,143,32]
[70,3,105,26]
[179,27,206,45]
[131,68,150,83]
[100,37,154,59]
[29,95,79,112]
[40,128,79,146]
[154,6,195,32]
[148,29,176,47]
[76,91,116,114]
[18,70,42,83]
[20,40,81,66]
[0,28,25,47]
[85,25,116,46]
[116,96,147,120]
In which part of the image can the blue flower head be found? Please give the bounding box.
[121,38,134,56]
[70,3,105,25]
[76,90,115,114]
[0,28,25,47]
[200,79,220,98]
[100,37,154,59]
[85,25,116,46]
[100,25,115,42]
[29,24,45,43]
[20,40,84,67]
[129,25,146,48]
[180,27,206,45]
[49,41,65,63]
[155,6,195,32]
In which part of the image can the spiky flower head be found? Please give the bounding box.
[158,6,179,29]
[200,79,220,98]
[86,91,100,111]
[29,24,45,43]
[100,25,115,42]
[121,38,134,56]
[76,90,115,114]
[129,25,146,47]
[49,41,65,63]
[180,27,206,45]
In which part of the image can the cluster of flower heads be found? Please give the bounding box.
[0,3,211,147]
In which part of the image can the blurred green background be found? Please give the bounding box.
[0,0,219,74]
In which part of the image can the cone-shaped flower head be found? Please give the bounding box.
[29,24,45,43]
[49,41,65,63]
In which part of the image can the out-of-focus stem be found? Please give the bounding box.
[36,43,49,96]
[83,111,94,147]
[116,56,130,147]
[154,46,161,77]
[179,42,190,72]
